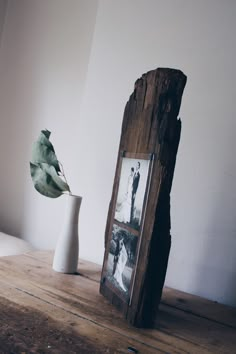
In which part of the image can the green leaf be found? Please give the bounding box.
[31,130,60,172]
[40,163,70,193]
[30,129,71,198]
[30,162,70,198]
[42,129,51,140]
[39,130,55,151]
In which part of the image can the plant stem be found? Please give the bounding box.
[58,161,72,195]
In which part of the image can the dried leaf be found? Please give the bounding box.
[30,162,69,198]
[31,130,60,172]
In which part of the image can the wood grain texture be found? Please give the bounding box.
[0,251,235,354]
[100,68,187,327]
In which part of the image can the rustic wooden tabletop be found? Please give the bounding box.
[0,251,235,353]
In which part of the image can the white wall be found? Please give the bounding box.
[78,0,236,307]
[0,0,235,307]
[0,0,98,242]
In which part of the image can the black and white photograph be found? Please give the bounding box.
[114,157,150,230]
[105,224,138,296]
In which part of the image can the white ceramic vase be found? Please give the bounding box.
[53,194,82,273]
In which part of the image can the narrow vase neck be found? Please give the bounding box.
[64,194,82,225]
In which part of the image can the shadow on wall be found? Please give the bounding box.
[0,2,40,237]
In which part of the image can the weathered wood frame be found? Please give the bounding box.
[100,68,187,327]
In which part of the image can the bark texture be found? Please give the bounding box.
[100,68,187,327]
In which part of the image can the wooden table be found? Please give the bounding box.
[0,251,235,353]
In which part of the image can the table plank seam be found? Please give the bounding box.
[33,284,215,353]
[160,302,236,330]
[0,252,235,354]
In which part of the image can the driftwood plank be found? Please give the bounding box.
[100,68,187,327]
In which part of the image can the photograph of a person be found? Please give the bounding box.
[114,157,150,230]
[105,224,138,295]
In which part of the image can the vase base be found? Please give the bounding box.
[52,265,78,274]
